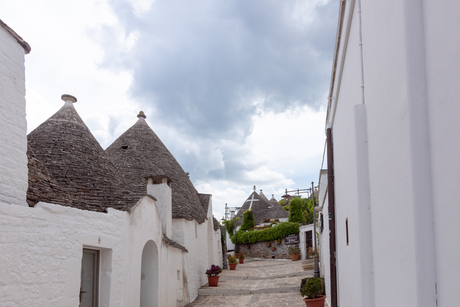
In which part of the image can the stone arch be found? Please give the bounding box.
[140,240,158,307]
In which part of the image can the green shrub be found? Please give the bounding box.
[235,222,300,244]
[288,246,301,255]
[240,210,255,231]
[289,198,307,223]
[225,219,235,236]
[300,277,324,299]
[228,256,238,264]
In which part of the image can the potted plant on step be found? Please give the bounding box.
[238,253,246,264]
[271,246,276,251]
[288,246,301,261]
[206,265,222,287]
[228,256,238,270]
[301,277,326,307]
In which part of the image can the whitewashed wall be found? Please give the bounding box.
[172,219,209,303]
[327,0,460,306]
[423,2,460,306]
[317,170,331,306]
[0,196,188,307]
[0,25,28,206]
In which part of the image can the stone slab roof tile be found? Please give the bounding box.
[235,191,288,225]
[199,193,212,214]
[105,115,207,223]
[163,233,188,253]
[27,99,132,212]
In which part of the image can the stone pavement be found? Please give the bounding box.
[186,257,328,307]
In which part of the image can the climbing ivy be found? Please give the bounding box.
[240,210,255,231]
[235,222,300,244]
[289,198,307,223]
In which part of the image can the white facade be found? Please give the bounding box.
[323,1,460,307]
[0,22,28,206]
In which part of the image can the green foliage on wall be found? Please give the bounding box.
[225,219,235,236]
[289,198,307,223]
[240,210,255,231]
[235,222,300,244]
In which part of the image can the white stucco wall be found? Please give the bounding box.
[0,196,187,307]
[326,1,460,306]
[317,170,331,307]
[172,219,209,303]
[0,25,28,206]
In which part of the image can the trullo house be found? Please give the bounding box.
[0,19,222,307]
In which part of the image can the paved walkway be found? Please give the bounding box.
[186,257,328,307]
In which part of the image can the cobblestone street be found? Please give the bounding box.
[186,258,328,307]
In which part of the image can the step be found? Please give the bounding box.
[198,285,300,296]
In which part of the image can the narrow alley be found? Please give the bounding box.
[187,258,327,307]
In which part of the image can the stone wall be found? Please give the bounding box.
[236,241,300,259]
[0,25,28,206]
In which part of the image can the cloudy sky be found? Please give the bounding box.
[2,0,338,220]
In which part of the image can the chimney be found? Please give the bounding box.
[146,175,172,237]
[61,94,77,104]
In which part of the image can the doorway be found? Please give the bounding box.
[305,231,313,259]
[80,249,99,307]
[140,240,158,307]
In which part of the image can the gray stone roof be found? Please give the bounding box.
[105,114,207,223]
[199,193,212,214]
[26,146,73,207]
[258,190,270,203]
[163,234,188,253]
[269,194,279,207]
[213,216,220,231]
[27,99,133,212]
[235,191,288,225]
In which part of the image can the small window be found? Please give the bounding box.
[346,218,349,246]
[121,145,128,149]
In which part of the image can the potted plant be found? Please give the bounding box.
[246,245,251,249]
[228,256,238,270]
[288,246,301,261]
[206,265,222,287]
[266,242,271,247]
[276,239,281,245]
[271,246,276,251]
[301,277,325,307]
[238,253,246,264]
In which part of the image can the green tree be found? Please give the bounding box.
[300,198,314,224]
[289,198,307,223]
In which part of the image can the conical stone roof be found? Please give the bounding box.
[235,190,288,225]
[105,113,207,223]
[26,146,73,207]
[27,96,132,211]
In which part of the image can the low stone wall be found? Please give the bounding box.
[236,241,298,259]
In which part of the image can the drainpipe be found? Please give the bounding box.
[326,128,338,307]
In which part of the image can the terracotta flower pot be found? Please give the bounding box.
[271,247,276,251]
[229,263,237,270]
[207,275,220,287]
[239,258,244,264]
[266,243,271,247]
[290,254,299,261]
[303,295,326,307]
[276,241,281,245]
